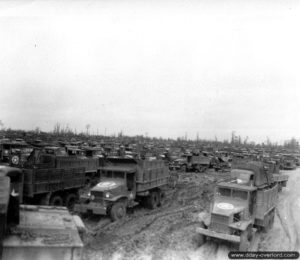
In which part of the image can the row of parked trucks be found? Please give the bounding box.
[0,146,174,218]
[0,142,291,258]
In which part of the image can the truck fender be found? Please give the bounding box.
[198,211,210,227]
[106,195,128,203]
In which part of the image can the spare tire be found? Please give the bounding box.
[11,155,20,166]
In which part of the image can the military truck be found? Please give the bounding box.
[0,147,100,208]
[74,157,172,221]
[196,162,278,251]
[0,169,85,260]
[263,160,289,192]
[186,155,212,172]
[0,140,33,167]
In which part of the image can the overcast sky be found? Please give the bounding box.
[0,0,300,143]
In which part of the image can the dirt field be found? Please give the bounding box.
[81,168,299,260]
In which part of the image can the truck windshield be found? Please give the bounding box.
[232,190,248,200]
[102,171,125,179]
[218,187,231,197]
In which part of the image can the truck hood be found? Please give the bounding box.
[212,197,246,216]
[91,178,125,192]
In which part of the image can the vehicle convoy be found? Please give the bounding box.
[196,161,278,251]
[0,167,85,260]
[0,147,100,208]
[74,157,173,221]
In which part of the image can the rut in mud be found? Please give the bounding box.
[81,168,300,260]
[81,171,231,260]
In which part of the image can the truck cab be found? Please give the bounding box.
[197,162,277,251]
[76,166,137,221]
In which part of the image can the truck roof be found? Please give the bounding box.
[218,182,257,192]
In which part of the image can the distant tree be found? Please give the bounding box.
[53,122,61,134]
[86,124,90,135]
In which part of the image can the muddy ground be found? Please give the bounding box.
[80,168,300,260]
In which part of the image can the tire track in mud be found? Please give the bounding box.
[275,208,292,247]
[83,172,225,259]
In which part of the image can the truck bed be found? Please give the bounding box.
[23,167,86,197]
[136,160,169,192]
[2,205,83,260]
[255,184,278,220]
[56,157,99,172]
[273,173,289,183]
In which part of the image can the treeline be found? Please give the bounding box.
[0,126,299,151]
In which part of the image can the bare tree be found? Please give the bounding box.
[86,124,91,136]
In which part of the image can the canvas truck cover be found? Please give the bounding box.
[255,184,278,220]
[136,159,169,192]
[193,156,211,165]
[232,161,274,187]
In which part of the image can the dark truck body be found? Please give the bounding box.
[187,155,212,172]
[1,148,100,208]
[196,161,278,251]
[0,141,33,167]
[75,157,171,221]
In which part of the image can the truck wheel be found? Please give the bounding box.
[65,193,78,210]
[262,215,270,233]
[110,201,126,221]
[50,195,63,206]
[85,176,92,186]
[11,155,20,165]
[147,191,159,209]
[195,221,206,247]
[247,225,253,241]
[239,230,250,251]
[157,190,162,207]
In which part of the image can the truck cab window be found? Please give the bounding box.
[218,188,231,197]
[232,190,247,200]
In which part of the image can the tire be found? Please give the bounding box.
[85,176,92,186]
[64,193,78,210]
[50,195,63,206]
[196,221,206,247]
[157,190,162,207]
[147,191,159,209]
[11,155,20,166]
[262,215,271,233]
[247,225,253,241]
[239,229,250,251]
[110,201,126,221]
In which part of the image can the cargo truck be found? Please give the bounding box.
[0,147,100,208]
[0,169,85,260]
[74,157,173,221]
[263,160,289,192]
[196,162,278,251]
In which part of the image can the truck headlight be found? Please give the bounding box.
[105,192,111,198]
[90,195,95,201]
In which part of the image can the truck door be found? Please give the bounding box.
[126,173,136,193]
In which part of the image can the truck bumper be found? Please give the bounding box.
[196,227,241,243]
[74,202,107,215]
